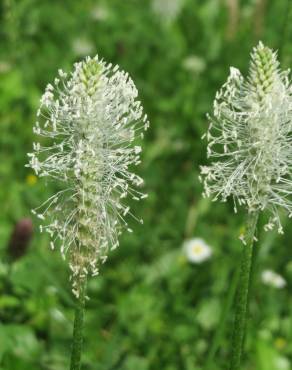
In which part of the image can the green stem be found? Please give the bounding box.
[204,265,240,370]
[229,211,259,370]
[70,278,87,370]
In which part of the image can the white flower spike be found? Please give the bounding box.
[200,42,292,233]
[28,56,149,296]
[183,238,212,264]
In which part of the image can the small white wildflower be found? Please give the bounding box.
[274,356,290,370]
[201,42,292,232]
[151,0,185,25]
[182,55,206,74]
[261,269,286,289]
[90,5,110,21]
[27,55,149,296]
[72,38,94,56]
[183,238,212,264]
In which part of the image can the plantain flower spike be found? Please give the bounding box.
[200,42,292,233]
[28,56,149,296]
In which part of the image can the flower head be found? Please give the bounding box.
[28,56,149,296]
[183,238,212,264]
[261,269,286,289]
[200,42,292,232]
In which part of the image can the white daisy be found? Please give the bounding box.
[183,238,212,264]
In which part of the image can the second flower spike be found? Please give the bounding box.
[200,42,292,233]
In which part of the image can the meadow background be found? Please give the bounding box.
[0,0,292,369]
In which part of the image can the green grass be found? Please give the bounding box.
[0,0,292,369]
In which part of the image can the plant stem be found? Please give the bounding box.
[204,265,240,370]
[229,211,259,370]
[70,278,87,370]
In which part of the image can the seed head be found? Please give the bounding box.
[200,42,292,233]
[28,56,149,296]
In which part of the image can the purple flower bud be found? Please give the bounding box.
[7,218,33,261]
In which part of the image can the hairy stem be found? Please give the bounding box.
[204,265,240,370]
[229,211,259,370]
[70,278,87,370]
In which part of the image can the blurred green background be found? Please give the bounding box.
[1,0,292,369]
